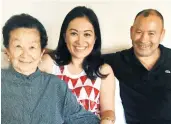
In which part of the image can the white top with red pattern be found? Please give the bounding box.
[52,64,101,117]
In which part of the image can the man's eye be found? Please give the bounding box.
[136,31,141,34]
[149,33,155,36]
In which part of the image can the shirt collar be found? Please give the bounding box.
[125,44,165,70]
[10,66,41,81]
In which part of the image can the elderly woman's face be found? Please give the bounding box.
[6,28,44,75]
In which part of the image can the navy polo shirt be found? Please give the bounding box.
[103,45,171,124]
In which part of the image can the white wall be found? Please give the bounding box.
[1,0,171,53]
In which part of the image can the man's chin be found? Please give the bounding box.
[134,49,152,57]
[136,52,152,57]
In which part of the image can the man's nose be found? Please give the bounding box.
[140,33,149,43]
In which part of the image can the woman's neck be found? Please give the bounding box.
[67,58,84,75]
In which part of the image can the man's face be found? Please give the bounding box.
[130,15,165,57]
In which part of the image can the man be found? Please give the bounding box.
[103,9,171,124]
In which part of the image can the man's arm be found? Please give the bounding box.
[102,53,116,68]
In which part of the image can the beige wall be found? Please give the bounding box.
[1,0,171,53]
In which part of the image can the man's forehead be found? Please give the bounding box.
[134,15,163,27]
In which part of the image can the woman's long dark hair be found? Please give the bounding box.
[50,6,107,80]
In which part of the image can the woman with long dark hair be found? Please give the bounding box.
[40,6,115,123]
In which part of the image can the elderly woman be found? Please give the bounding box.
[1,13,100,124]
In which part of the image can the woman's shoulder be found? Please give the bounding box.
[42,54,53,62]
[99,63,114,75]
[38,54,55,73]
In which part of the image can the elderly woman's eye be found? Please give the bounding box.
[149,32,155,36]
[16,45,21,48]
[30,46,35,49]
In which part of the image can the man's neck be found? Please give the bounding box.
[136,49,161,70]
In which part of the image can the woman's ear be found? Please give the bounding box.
[4,48,9,55]
[63,33,66,43]
[1,49,11,68]
[94,37,97,44]
[41,49,45,57]
[4,48,10,61]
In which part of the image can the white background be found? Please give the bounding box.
[1,0,171,53]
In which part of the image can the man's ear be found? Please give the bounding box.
[130,26,134,40]
[160,29,165,43]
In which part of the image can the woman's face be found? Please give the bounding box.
[65,17,96,60]
[6,27,44,75]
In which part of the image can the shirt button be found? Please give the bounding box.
[141,76,149,82]
[143,81,147,84]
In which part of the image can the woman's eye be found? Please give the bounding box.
[84,33,91,37]
[71,32,77,36]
